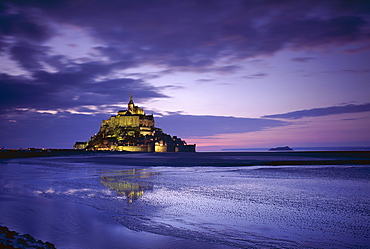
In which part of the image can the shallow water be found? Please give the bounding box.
[1,154,369,248]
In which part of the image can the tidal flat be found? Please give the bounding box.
[1,152,369,248]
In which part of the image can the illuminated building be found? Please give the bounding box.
[74,91,196,152]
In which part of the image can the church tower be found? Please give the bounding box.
[128,89,134,112]
[119,89,144,115]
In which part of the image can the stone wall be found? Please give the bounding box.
[155,144,168,152]
[103,115,154,129]
[139,115,155,128]
[116,145,153,152]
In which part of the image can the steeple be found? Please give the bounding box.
[128,88,134,111]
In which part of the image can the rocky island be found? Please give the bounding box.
[74,91,195,152]
[269,146,294,151]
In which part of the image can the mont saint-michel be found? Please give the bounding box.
[74,92,196,152]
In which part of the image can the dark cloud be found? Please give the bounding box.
[156,114,289,137]
[342,44,370,53]
[0,74,49,112]
[263,103,370,119]
[303,68,370,77]
[0,30,166,114]
[292,57,315,63]
[2,0,367,70]
[1,1,368,102]
[1,0,368,91]
[9,42,49,70]
[196,79,216,83]
[339,69,370,74]
[1,0,369,73]
[0,2,53,47]
[273,16,367,49]
[0,66,167,114]
[241,73,267,79]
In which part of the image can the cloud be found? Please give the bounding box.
[2,0,369,73]
[291,57,315,62]
[156,114,289,137]
[303,68,370,77]
[342,44,370,53]
[0,3,53,43]
[9,42,50,70]
[0,68,167,115]
[263,103,370,119]
[339,69,370,74]
[241,73,267,79]
[0,1,369,80]
[196,79,215,83]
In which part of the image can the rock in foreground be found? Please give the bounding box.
[0,226,55,249]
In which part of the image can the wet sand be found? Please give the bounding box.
[1,153,369,248]
[0,195,229,249]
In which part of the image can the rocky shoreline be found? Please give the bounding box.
[0,226,55,249]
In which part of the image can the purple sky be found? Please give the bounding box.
[1,0,370,151]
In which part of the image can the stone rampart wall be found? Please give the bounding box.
[155,145,168,152]
[116,145,153,152]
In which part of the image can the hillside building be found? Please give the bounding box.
[74,91,195,152]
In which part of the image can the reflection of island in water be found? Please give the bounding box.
[100,169,156,203]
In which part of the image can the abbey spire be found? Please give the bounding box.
[128,88,134,111]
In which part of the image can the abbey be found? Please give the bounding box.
[74,92,196,152]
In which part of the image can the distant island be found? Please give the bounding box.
[74,91,195,152]
[269,146,294,151]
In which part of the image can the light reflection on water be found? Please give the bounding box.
[100,169,156,203]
